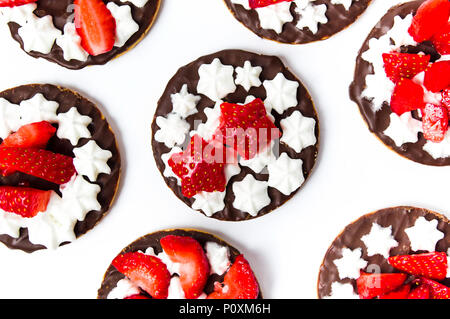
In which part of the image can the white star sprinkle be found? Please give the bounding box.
[255,2,293,34]
[323,282,359,299]
[107,3,139,47]
[0,98,21,139]
[18,15,61,54]
[171,84,201,118]
[56,107,92,146]
[263,73,299,114]
[197,58,236,101]
[383,112,422,147]
[405,217,444,252]
[267,152,304,195]
[19,93,59,125]
[0,3,37,25]
[154,113,190,148]
[161,146,182,185]
[73,140,112,182]
[235,61,262,91]
[333,248,368,280]
[280,110,316,153]
[55,23,89,62]
[361,223,398,258]
[232,175,270,216]
[192,191,226,217]
[294,2,328,34]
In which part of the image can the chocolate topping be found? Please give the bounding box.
[97,228,263,299]
[224,0,371,44]
[7,0,160,69]
[151,49,319,221]
[0,84,121,253]
[317,206,450,298]
[349,0,450,166]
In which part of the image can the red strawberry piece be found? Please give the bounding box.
[418,277,450,299]
[378,284,411,299]
[249,0,293,9]
[442,88,450,114]
[124,294,150,299]
[388,252,448,280]
[382,52,430,83]
[0,0,37,7]
[432,23,450,55]
[408,0,450,43]
[168,135,226,198]
[112,252,171,299]
[356,272,407,299]
[423,61,450,93]
[422,103,449,143]
[74,0,116,56]
[390,78,425,115]
[217,98,280,160]
[1,121,56,149]
[408,284,431,299]
[0,186,51,218]
[0,147,76,185]
[160,235,210,299]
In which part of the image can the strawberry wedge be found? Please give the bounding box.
[1,121,56,149]
[0,186,52,218]
[388,252,448,280]
[0,0,37,7]
[249,0,293,9]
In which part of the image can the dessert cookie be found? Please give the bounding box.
[350,0,450,166]
[224,0,371,44]
[0,84,120,252]
[151,49,319,221]
[318,206,450,299]
[97,229,262,299]
[0,0,160,69]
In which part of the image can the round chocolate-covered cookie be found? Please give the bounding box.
[0,84,121,252]
[350,0,450,166]
[0,0,160,69]
[151,49,319,221]
[97,228,262,299]
[318,206,450,299]
[224,0,371,44]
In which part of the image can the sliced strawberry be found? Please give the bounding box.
[378,284,410,299]
[408,0,450,43]
[0,0,37,7]
[74,0,116,56]
[168,135,226,198]
[217,98,280,160]
[112,252,171,299]
[207,254,259,299]
[0,147,76,185]
[390,78,425,115]
[388,252,448,280]
[124,294,150,300]
[356,272,407,299]
[0,186,51,218]
[422,103,449,143]
[432,23,450,55]
[408,284,431,299]
[1,121,56,149]
[249,0,293,9]
[418,277,450,299]
[423,61,450,93]
[382,52,430,83]
[160,235,210,299]
[442,88,450,114]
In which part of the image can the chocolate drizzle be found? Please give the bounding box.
[0,84,121,253]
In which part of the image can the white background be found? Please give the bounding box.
[0,0,447,299]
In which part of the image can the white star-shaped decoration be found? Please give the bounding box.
[255,2,293,34]
[73,140,112,182]
[171,84,201,118]
[18,14,61,54]
[190,100,222,141]
[192,191,226,217]
[0,3,37,25]
[330,0,354,11]
[280,110,316,153]
[295,2,328,34]
[0,98,21,139]
[361,223,398,258]
[333,248,368,280]
[232,175,270,216]
[240,141,276,174]
[235,61,263,91]
[230,0,251,10]
[56,107,92,146]
[161,146,182,185]
[55,23,89,62]
[405,217,444,252]
[120,0,149,8]
[383,112,422,148]
[197,58,236,101]
[107,3,139,47]
[263,73,299,114]
[154,113,190,148]
[323,282,359,299]
[423,130,450,159]
[267,152,305,195]
[389,14,417,48]
[19,93,59,125]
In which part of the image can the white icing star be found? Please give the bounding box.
[18,15,61,54]
[361,223,398,258]
[423,130,450,159]
[323,282,359,299]
[240,141,276,173]
[383,112,422,147]
[0,98,21,139]
[263,73,299,114]
[267,152,304,195]
[56,107,92,145]
[232,175,270,216]
[294,2,328,34]
[55,23,89,62]
[107,278,141,299]
[333,248,368,280]
[161,146,182,185]
[280,110,316,153]
[107,3,139,47]
[19,93,59,125]
[154,113,190,148]
[405,217,444,252]
[230,0,251,10]
[0,3,36,25]
[389,14,417,49]
[205,242,231,276]
[330,0,354,11]
[235,61,263,91]
[171,84,201,118]
[197,58,236,101]
[73,140,112,182]
[190,100,222,141]
[192,191,226,217]
[255,2,293,34]
[120,0,149,8]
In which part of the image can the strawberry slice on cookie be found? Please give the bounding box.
[0,0,37,7]
[0,186,52,218]
[0,121,56,149]
[388,252,448,281]
[248,0,293,9]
